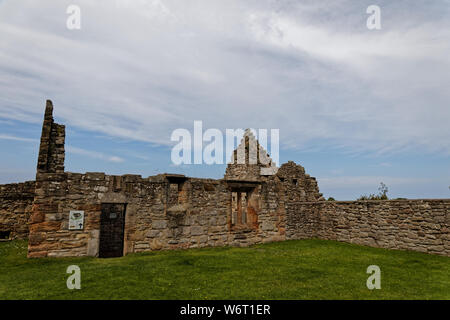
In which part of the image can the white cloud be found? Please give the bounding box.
[108,156,125,163]
[248,12,449,68]
[0,134,36,142]
[0,0,449,156]
[66,146,125,163]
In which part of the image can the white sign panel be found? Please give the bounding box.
[69,210,84,230]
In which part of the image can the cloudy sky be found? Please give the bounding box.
[0,0,449,199]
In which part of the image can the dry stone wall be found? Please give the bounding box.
[0,181,35,239]
[286,199,450,256]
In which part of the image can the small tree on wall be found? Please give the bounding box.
[358,182,389,200]
[378,182,388,200]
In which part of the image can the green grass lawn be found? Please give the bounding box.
[0,239,449,299]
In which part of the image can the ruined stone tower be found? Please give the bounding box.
[36,100,65,174]
[28,100,67,257]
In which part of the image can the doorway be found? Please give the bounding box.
[99,203,126,258]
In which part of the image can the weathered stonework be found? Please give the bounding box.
[286,200,450,256]
[0,181,35,239]
[0,100,448,257]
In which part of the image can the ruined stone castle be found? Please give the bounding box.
[0,101,449,257]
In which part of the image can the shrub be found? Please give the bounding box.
[358,182,389,200]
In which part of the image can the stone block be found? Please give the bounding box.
[152,220,167,229]
[191,226,204,236]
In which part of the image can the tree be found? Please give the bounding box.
[358,182,389,200]
[378,182,388,200]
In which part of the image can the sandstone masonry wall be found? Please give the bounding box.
[28,100,67,257]
[19,100,450,258]
[286,199,450,256]
[27,171,289,257]
[0,181,35,239]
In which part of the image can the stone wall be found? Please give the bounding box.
[28,100,67,257]
[0,181,35,239]
[277,161,324,202]
[286,199,450,256]
[27,171,289,257]
[16,100,450,258]
[224,129,277,180]
[26,154,325,257]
